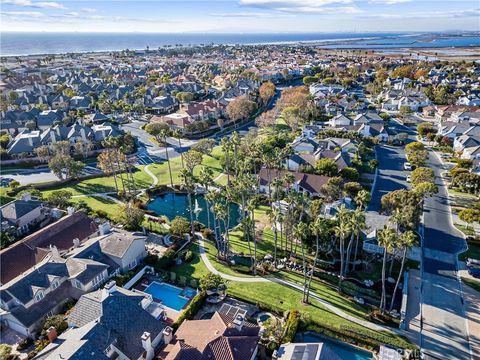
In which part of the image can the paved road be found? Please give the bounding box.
[370,120,472,359]
[420,151,470,360]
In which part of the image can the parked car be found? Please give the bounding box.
[404,162,412,171]
[441,153,450,159]
[468,266,480,279]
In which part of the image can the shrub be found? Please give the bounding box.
[172,291,206,331]
[157,248,176,270]
[340,167,359,181]
[170,216,191,236]
[199,273,226,291]
[17,337,34,351]
[41,314,67,337]
[184,250,193,262]
[282,310,301,343]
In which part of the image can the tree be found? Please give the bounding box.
[35,145,51,163]
[48,154,85,180]
[170,216,191,236]
[0,345,19,360]
[305,218,329,302]
[145,122,170,144]
[281,106,301,131]
[226,96,257,123]
[46,190,72,208]
[259,81,276,104]
[355,189,371,210]
[183,149,204,173]
[458,209,480,230]
[389,230,416,312]
[417,123,434,138]
[345,209,366,276]
[192,138,215,155]
[377,225,396,313]
[117,203,144,230]
[303,76,317,86]
[340,167,359,181]
[180,169,196,235]
[255,110,276,128]
[334,206,351,291]
[315,158,338,177]
[381,189,423,231]
[411,167,435,187]
[200,273,226,291]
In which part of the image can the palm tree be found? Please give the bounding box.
[334,219,350,291]
[389,230,416,312]
[247,196,259,275]
[198,166,214,229]
[220,137,233,185]
[267,206,281,267]
[180,169,195,236]
[294,221,310,303]
[345,209,366,276]
[160,129,174,187]
[306,218,329,303]
[377,225,397,313]
[355,189,371,210]
[173,129,184,168]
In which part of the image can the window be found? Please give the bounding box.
[73,280,82,289]
[92,272,105,287]
[35,291,44,302]
[128,259,137,270]
[51,279,59,290]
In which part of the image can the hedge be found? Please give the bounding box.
[282,309,301,343]
[172,291,206,331]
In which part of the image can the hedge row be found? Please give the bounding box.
[172,291,206,331]
[282,310,301,343]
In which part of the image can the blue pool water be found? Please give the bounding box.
[143,282,195,311]
[296,332,373,360]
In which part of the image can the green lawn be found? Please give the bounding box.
[460,237,480,261]
[462,277,480,293]
[70,195,122,219]
[0,187,14,205]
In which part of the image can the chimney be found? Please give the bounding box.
[49,244,60,258]
[99,222,111,235]
[46,326,57,342]
[141,332,154,360]
[67,207,75,215]
[162,326,173,344]
[21,192,31,201]
[233,314,244,331]
[101,281,117,299]
[72,238,80,248]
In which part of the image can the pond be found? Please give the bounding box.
[295,332,373,360]
[147,192,241,230]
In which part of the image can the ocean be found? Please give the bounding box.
[0,32,478,56]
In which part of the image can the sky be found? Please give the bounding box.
[0,0,479,33]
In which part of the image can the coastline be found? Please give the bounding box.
[1,32,478,59]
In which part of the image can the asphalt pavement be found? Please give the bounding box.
[370,120,472,359]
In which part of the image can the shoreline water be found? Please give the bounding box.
[0,31,478,58]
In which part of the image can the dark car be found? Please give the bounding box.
[467,266,480,278]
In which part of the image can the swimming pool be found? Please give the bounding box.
[143,282,195,311]
[296,332,373,360]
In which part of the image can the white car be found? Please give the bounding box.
[406,175,411,182]
[404,162,412,171]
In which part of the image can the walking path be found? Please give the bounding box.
[197,237,405,335]
[144,164,159,187]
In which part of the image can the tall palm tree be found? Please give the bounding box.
[198,166,214,229]
[389,230,416,312]
[377,225,397,313]
[247,196,259,275]
[306,218,329,303]
[180,169,195,236]
[267,206,281,267]
[294,221,310,303]
[172,129,184,168]
[355,189,371,210]
[160,129,174,187]
[220,137,233,185]
[334,219,350,291]
[345,209,366,276]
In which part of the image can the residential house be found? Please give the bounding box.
[258,169,331,197]
[35,282,167,360]
[159,303,260,360]
[0,197,47,236]
[0,228,146,336]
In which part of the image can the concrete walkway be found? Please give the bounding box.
[197,237,403,335]
[144,164,159,187]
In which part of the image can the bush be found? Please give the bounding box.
[17,337,34,351]
[340,167,359,181]
[282,310,301,343]
[170,216,191,236]
[41,314,67,337]
[172,291,206,331]
[156,248,176,270]
[184,250,193,262]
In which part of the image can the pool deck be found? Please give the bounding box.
[132,277,191,323]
